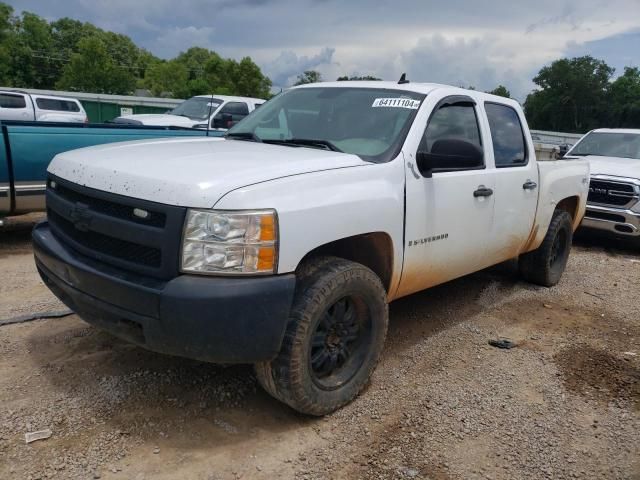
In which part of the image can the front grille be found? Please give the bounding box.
[46,175,186,279]
[53,181,166,227]
[588,180,638,207]
[48,209,161,267]
[584,210,627,223]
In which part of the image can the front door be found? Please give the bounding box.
[398,95,496,298]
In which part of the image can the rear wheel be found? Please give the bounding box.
[255,257,388,416]
[519,210,573,287]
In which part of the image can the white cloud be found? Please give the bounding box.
[262,47,337,87]
[152,26,216,58]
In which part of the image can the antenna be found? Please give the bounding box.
[398,73,410,84]
[205,92,215,137]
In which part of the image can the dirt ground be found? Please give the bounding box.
[0,214,638,480]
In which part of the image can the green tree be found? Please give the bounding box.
[608,67,640,128]
[487,85,511,98]
[525,56,614,132]
[229,56,272,98]
[144,60,189,97]
[294,70,322,85]
[0,2,14,84]
[337,75,381,81]
[7,11,56,88]
[0,2,273,99]
[56,36,136,94]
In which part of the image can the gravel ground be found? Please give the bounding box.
[0,215,638,480]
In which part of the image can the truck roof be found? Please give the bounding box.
[0,89,82,103]
[590,128,640,135]
[194,94,265,102]
[292,81,520,106]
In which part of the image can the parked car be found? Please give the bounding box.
[566,128,640,244]
[33,81,589,415]
[113,94,265,129]
[0,90,88,123]
[0,121,220,220]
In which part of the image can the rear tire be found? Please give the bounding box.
[255,257,388,416]
[519,210,573,287]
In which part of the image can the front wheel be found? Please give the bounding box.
[519,210,573,287]
[255,257,388,416]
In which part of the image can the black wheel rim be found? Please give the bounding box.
[549,229,567,268]
[309,295,372,391]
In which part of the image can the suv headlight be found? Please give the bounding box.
[181,209,278,275]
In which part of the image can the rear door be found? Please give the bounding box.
[398,94,496,298]
[484,102,539,263]
[0,92,33,121]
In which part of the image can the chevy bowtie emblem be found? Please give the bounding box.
[69,202,92,232]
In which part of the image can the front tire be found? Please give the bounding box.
[255,257,388,416]
[519,210,573,287]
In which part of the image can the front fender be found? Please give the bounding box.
[214,161,406,289]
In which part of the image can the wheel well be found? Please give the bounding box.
[556,196,579,221]
[297,232,394,292]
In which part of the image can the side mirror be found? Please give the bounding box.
[212,113,233,129]
[416,139,484,178]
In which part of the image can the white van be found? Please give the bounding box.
[0,90,88,123]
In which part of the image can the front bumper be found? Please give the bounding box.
[581,204,640,237]
[33,221,296,363]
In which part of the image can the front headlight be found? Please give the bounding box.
[632,201,640,214]
[181,209,278,275]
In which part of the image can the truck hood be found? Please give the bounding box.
[582,155,640,180]
[118,114,199,128]
[48,137,368,208]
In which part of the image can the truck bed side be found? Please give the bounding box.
[525,158,590,253]
[0,121,217,216]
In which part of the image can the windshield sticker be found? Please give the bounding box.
[208,102,221,108]
[372,98,421,109]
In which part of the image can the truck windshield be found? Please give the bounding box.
[226,87,425,162]
[570,132,640,160]
[169,97,222,120]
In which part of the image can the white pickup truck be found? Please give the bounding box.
[113,94,264,129]
[566,128,640,244]
[33,81,589,415]
[0,90,88,123]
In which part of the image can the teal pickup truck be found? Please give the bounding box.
[1,121,219,219]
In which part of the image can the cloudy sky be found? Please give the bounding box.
[7,0,640,100]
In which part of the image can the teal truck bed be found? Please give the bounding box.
[1,121,220,217]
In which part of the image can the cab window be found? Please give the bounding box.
[0,93,27,109]
[418,102,484,170]
[485,103,527,167]
[36,98,81,112]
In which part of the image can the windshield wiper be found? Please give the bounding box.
[263,138,343,152]
[225,131,263,142]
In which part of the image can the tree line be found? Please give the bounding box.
[1,2,638,132]
[0,2,272,99]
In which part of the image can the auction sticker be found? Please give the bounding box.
[372,98,421,109]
